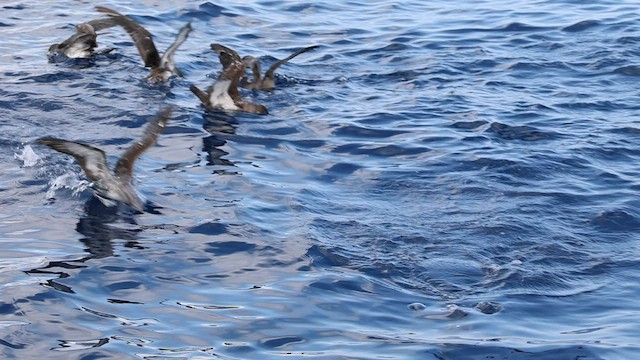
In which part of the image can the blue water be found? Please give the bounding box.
[1,0,639,358]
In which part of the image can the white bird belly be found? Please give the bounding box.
[209,80,239,110]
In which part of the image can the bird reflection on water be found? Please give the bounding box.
[201,110,238,170]
[76,196,146,259]
[24,198,144,294]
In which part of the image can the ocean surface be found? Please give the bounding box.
[1,0,639,359]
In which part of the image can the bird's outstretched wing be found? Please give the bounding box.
[85,17,121,32]
[264,45,319,79]
[38,138,110,182]
[161,22,192,72]
[115,106,173,178]
[189,84,210,107]
[96,6,161,68]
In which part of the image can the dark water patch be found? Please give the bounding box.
[505,111,545,121]
[342,43,411,60]
[53,338,110,351]
[356,69,423,85]
[237,32,262,41]
[450,120,488,130]
[285,139,326,149]
[617,36,640,44]
[162,124,204,136]
[591,209,640,232]
[19,72,85,83]
[305,244,353,269]
[358,112,411,126]
[256,125,299,136]
[96,137,135,147]
[528,41,565,51]
[316,162,362,183]
[0,339,26,350]
[554,100,623,111]
[562,19,601,32]
[106,281,143,292]
[110,116,151,129]
[498,22,551,32]
[613,65,640,76]
[466,59,500,73]
[3,4,26,10]
[189,222,227,235]
[326,162,361,176]
[453,157,543,181]
[9,97,66,112]
[308,276,375,295]
[486,122,557,141]
[607,126,640,136]
[392,36,417,44]
[377,42,410,53]
[3,71,29,79]
[0,302,20,315]
[284,3,320,12]
[440,344,604,360]
[333,124,407,139]
[45,279,75,293]
[332,142,431,158]
[232,134,284,148]
[0,99,17,111]
[204,241,256,256]
[580,145,640,162]
[331,38,358,47]
[444,22,551,34]
[344,27,371,36]
[184,1,231,19]
[506,61,573,73]
[261,336,306,349]
[474,301,502,314]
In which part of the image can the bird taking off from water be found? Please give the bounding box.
[96,6,191,83]
[38,107,173,212]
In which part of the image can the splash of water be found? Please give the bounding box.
[14,144,42,167]
[45,173,91,200]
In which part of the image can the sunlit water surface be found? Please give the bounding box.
[1,0,640,359]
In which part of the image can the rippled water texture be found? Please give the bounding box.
[1,0,640,359]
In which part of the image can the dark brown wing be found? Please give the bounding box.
[190,84,210,107]
[218,52,245,100]
[114,106,172,178]
[38,138,110,182]
[264,45,319,79]
[210,43,241,62]
[96,6,161,68]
